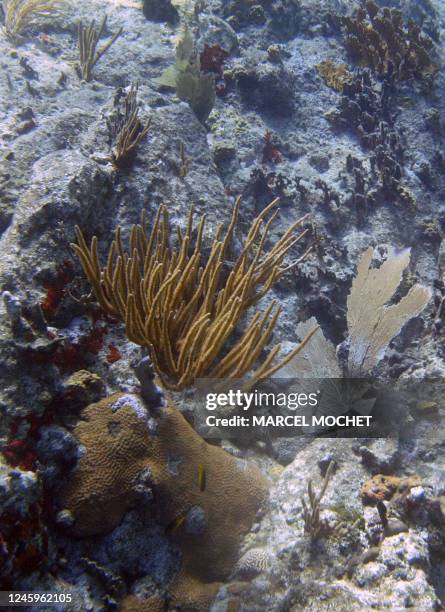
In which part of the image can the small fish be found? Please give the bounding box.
[198,463,206,492]
[415,400,438,415]
[165,514,186,535]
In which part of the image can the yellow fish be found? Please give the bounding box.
[198,463,206,492]
[165,514,186,535]
[415,400,438,415]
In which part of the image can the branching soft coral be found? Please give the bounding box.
[77,16,123,82]
[72,198,317,390]
[111,83,151,168]
[2,0,63,42]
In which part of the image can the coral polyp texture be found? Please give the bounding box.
[72,198,316,390]
[338,1,436,82]
[61,392,268,608]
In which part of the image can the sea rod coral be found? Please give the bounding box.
[77,16,123,82]
[72,198,317,390]
[110,83,151,168]
[2,0,63,42]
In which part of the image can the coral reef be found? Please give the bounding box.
[0,0,444,607]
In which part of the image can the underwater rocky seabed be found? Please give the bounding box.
[1,0,445,609]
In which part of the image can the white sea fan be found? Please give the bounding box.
[277,317,341,379]
[274,246,431,381]
[347,247,431,374]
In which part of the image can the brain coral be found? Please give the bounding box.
[60,392,268,606]
[60,393,153,536]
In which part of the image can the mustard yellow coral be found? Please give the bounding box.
[72,198,317,390]
[60,393,152,536]
[316,59,352,91]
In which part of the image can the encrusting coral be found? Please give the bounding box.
[72,197,317,390]
[316,58,352,92]
[361,474,419,504]
[61,392,269,608]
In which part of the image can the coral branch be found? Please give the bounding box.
[2,0,63,43]
[77,16,123,82]
[72,199,314,390]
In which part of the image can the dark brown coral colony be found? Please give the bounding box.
[339,0,436,82]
